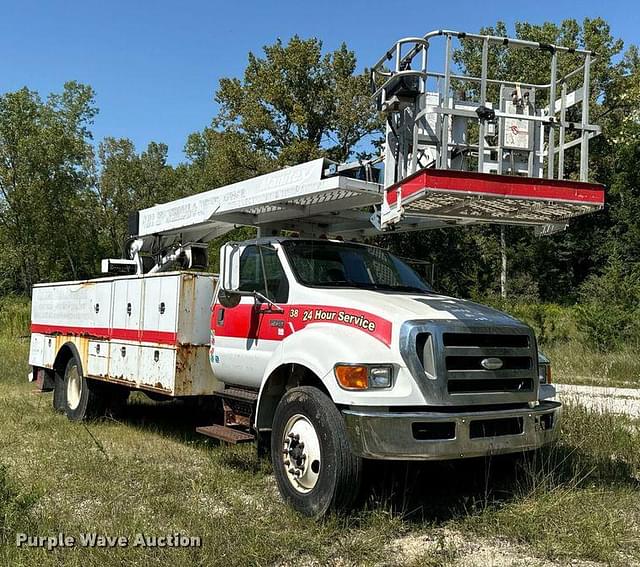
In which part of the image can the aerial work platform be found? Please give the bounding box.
[129,29,605,268]
[379,168,604,230]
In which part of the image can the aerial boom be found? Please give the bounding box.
[123,29,605,274]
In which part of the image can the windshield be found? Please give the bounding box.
[280,240,432,293]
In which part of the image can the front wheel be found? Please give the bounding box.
[271,386,362,517]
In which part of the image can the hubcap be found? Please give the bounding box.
[282,414,321,493]
[66,364,82,410]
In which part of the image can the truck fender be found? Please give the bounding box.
[53,341,84,378]
[254,324,392,430]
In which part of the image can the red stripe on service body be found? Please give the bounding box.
[212,304,393,347]
[385,168,605,206]
[30,323,177,346]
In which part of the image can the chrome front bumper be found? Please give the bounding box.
[342,400,561,460]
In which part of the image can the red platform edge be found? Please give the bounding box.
[386,169,605,206]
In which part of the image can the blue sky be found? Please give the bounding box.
[1,0,636,164]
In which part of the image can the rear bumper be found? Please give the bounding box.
[342,400,561,460]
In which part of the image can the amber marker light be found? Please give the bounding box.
[334,365,369,390]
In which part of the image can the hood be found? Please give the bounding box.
[301,288,524,328]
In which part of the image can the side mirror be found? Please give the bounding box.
[220,243,242,291]
[218,289,242,309]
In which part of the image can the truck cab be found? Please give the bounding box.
[212,237,558,514]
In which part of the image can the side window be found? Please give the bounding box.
[238,245,289,303]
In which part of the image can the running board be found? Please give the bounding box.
[196,424,255,444]
[220,387,258,403]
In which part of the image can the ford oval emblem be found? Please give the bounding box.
[481,357,503,370]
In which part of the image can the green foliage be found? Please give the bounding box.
[95,138,185,258]
[210,36,381,169]
[0,296,31,338]
[478,298,578,346]
[575,258,640,351]
[0,82,99,293]
[544,340,640,387]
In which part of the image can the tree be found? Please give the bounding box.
[185,36,381,194]
[96,138,180,258]
[0,82,98,294]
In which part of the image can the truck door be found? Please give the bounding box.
[212,244,289,388]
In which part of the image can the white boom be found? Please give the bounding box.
[124,29,606,274]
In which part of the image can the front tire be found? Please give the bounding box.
[271,386,362,517]
[63,357,105,421]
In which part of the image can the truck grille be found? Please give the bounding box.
[442,331,534,395]
[403,320,538,406]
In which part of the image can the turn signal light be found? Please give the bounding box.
[334,365,369,390]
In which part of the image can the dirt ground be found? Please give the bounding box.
[556,383,640,418]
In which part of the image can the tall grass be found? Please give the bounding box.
[458,404,640,563]
[544,340,640,387]
[0,296,31,338]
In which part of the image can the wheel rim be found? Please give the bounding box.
[66,364,82,410]
[282,414,321,493]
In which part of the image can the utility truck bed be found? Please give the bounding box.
[29,272,221,396]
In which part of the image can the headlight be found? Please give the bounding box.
[334,364,393,390]
[369,366,393,388]
[538,353,552,384]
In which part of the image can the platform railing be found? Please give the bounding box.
[371,30,600,188]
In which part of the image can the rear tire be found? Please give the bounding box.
[63,357,105,421]
[53,369,66,412]
[271,386,362,517]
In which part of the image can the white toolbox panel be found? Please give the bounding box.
[42,335,56,367]
[177,273,215,345]
[142,275,180,336]
[112,279,143,334]
[138,346,177,391]
[28,334,44,367]
[108,341,140,382]
[87,340,109,378]
[31,279,112,331]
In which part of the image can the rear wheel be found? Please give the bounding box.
[271,386,362,517]
[52,369,66,412]
[63,357,105,421]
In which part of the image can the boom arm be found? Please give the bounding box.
[119,29,606,275]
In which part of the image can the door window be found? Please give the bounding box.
[238,245,289,303]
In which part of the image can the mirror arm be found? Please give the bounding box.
[219,288,285,313]
[252,291,285,313]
